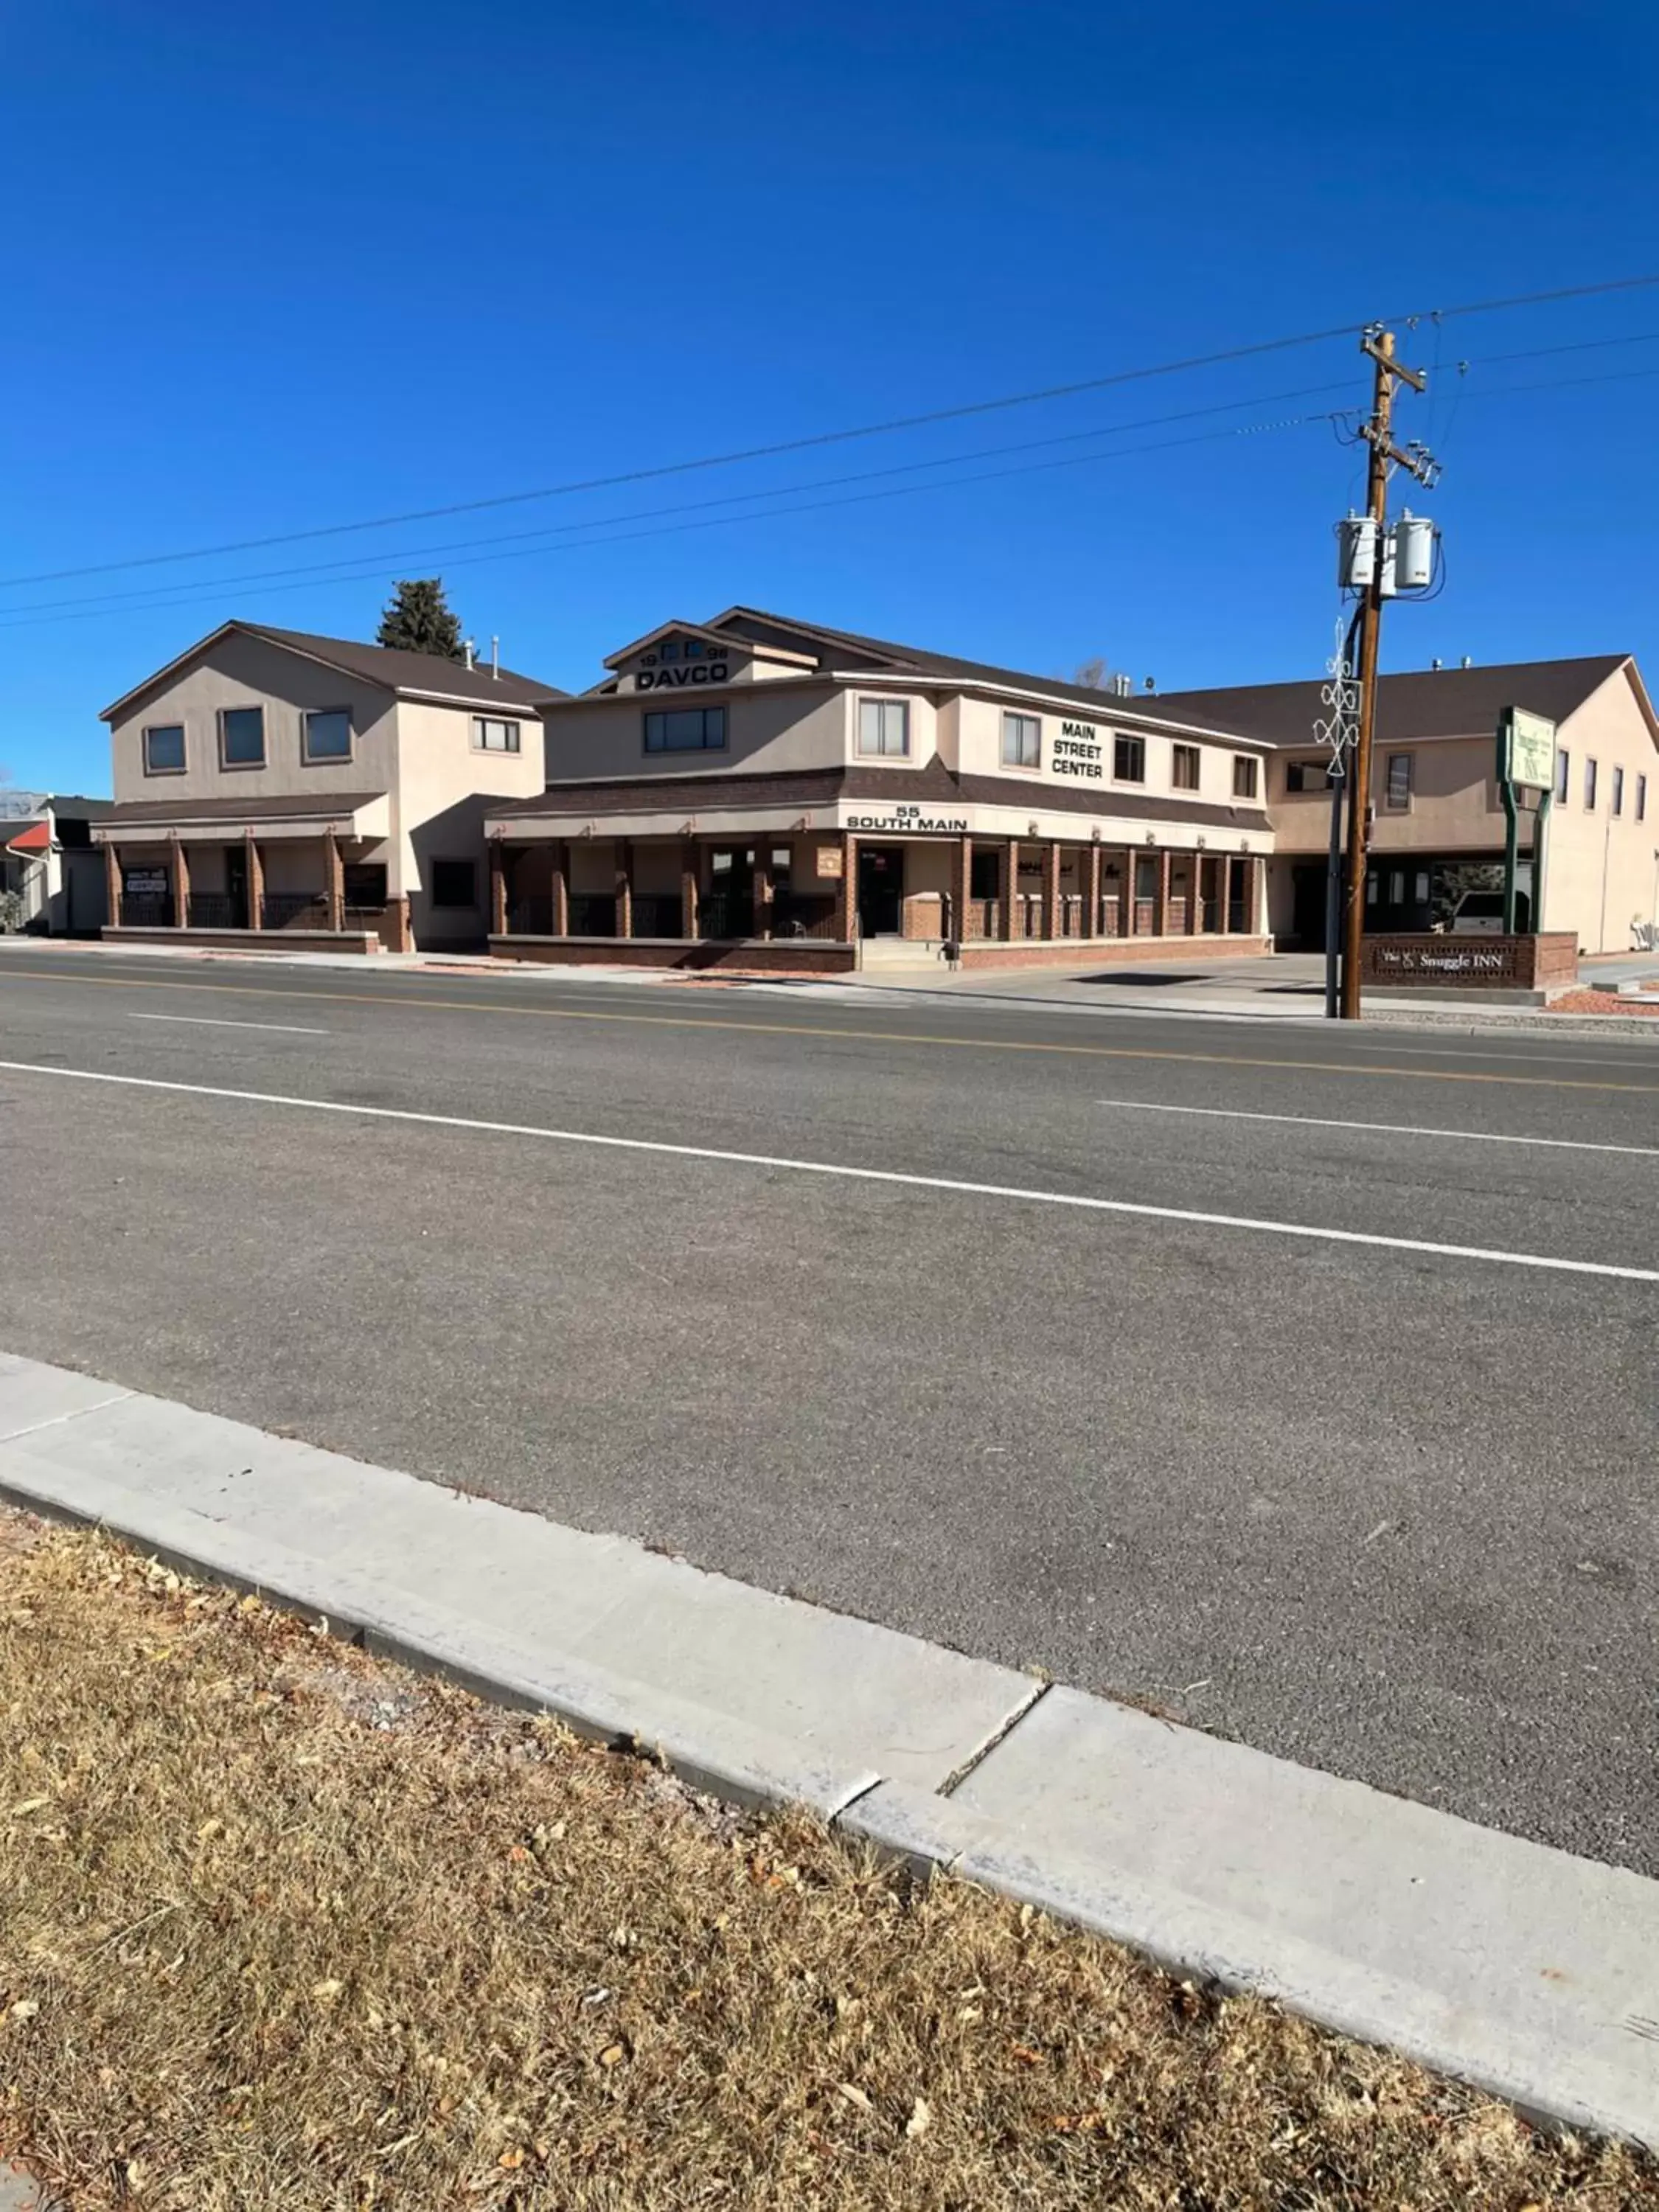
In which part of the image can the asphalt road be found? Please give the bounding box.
[1,947,1655,1870]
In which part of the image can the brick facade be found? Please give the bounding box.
[1358,931,1579,990]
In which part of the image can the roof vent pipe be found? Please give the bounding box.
[462,639,476,671]
[1460,655,1472,669]
[491,636,500,681]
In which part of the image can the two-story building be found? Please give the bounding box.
[483,607,1277,971]
[1150,655,1659,953]
[97,622,563,952]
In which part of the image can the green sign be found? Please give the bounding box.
[1498,706,1557,791]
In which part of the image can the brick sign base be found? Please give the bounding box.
[1358,932,1578,990]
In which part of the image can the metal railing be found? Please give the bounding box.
[628,892,684,939]
[771,891,840,941]
[507,897,554,936]
[186,892,243,930]
[696,891,754,941]
[568,893,616,938]
[261,893,330,931]
[118,894,173,928]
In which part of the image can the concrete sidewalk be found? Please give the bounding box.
[3,1349,1657,2146]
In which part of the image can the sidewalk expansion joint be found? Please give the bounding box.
[936,1678,1050,1799]
[0,1391,134,1447]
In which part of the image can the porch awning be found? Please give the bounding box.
[94,791,391,846]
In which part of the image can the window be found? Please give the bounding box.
[1638,774,1649,822]
[1113,734,1145,782]
[473,716,521,754]
[644,706,726,754]
[431,859,477,908]
[1585,757,1599,809]
[1414,872,1430,904]
[302,709,352,762]
[1172,743,1200,791]
[1001,712,1040,768]
[1613,765,1625,816]
[1366,872,1378,905]
[343,862,387,908]
[1385,753,1413,810]
[143,723,185,774]
[220,706,265,768]
[1232,755,1259,800]
[1555,748,1571,802]
[858,698,910,757]
[1388,869,1405,905]
[970,849,999,899]
[1285,759,1330,793]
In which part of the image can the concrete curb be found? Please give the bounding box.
[3,1353,1656,2150]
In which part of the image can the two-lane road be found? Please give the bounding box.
[1,950,1655,1869]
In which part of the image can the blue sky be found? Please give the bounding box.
[2,0,1655,793]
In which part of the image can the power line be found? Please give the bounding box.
[3,271,1655,593]
[6,350,1659,636]
[0,378,1359,619]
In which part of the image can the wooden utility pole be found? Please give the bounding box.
[1340,328,1431,1020]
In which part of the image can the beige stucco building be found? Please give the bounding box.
[97,623,562,950]
[485,607,1278,970]
[1151,655,1659,955]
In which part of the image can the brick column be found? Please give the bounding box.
[613,841,633,940]
[550,843,569,936]
[1043,841,1062,942]
[831,833,856,941]
[324,830,344,932]
[1083,842,1101,939]
[681,840,700,939]
[168,835,189,930]
[1000,838,1019,940]
[1218,853,1234,936]
[950,835,973,944]
[1154,847,1172,936]
[1122,849,1138,936]
[246,830,263,931]
[103,841,121,928]
[489,838,508,936]
[752,852,771,940]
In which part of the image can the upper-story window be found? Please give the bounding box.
[1285,759,1331,793]
[644,706,726,754]
[302,709,352,763]
[1113,734,1145,783]
[1232,755,1259,799]
[1638,773,1649,822]
[858,699,910,757]
[220,705,265,768]
[1001,712,1040,768]
[473,716,521,754]
[143,723,186,775]
[1555,749,1571,802]
[1584,757,1599,809]
[1613,765,1625,816]
[1172,743,1201,791]
[1384,752,1413,809]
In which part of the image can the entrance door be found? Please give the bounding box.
[1290,863,1326,951]
[856,845,904,936]
[703,847,755,939]
[225,844,249,928]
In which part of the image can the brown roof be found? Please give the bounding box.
[96,791,384,830]
[488,759,1270,835]
[1142,655,1641,748]
[103,622,566,721]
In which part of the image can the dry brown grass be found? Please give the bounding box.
[1,1514,1653,2211]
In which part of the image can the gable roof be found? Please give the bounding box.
[3,819,49,855]
[102,620,566,721]
[1142,655,1646,748]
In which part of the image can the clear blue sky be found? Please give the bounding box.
[3,0,1656,793]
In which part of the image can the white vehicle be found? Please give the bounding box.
[1445,888,1529,934]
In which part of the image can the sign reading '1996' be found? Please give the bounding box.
[1053,719,1104,779]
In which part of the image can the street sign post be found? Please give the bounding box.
[1495,708,1557,933]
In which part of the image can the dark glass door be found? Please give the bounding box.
[856,845,904,936]
[225,844,249,928]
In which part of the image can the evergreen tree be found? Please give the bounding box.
[377,578,465,661]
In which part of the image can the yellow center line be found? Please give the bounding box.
[0,964,1653,1092]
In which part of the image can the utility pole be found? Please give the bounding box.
[1339,327,1436,1020]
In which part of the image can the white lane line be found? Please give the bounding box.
[1,1058,1655,1286]
[1094,1096,1659,1159]
[129,1012,329,1037]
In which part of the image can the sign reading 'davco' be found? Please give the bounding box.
[1051,719,1105,779]
[1497,706,1557,791]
